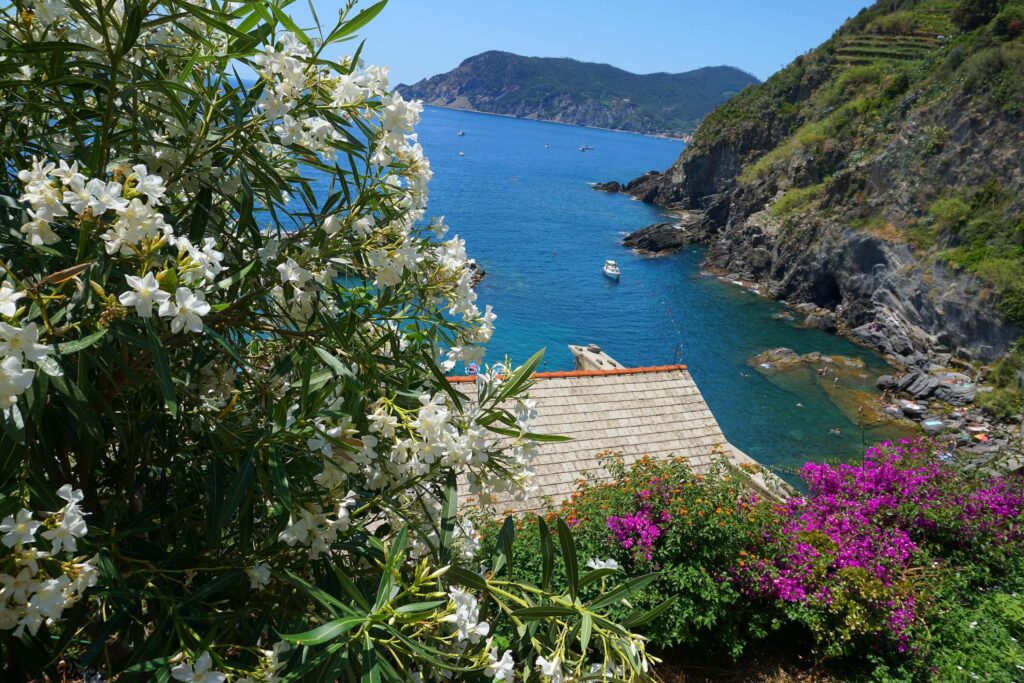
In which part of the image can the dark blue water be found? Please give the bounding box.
[415,106,910,473]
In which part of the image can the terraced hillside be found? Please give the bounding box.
[621,0,1024,411]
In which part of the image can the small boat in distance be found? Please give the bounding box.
[456,129,465,136]
[458,151,465,157]
[603,260,621,281]
[579,144,594,152]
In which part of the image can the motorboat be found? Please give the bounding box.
[603,259,620,280]
[456,129,465,136]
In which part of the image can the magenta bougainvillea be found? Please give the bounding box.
[606,506,671,561]
[738,438,1024,650]
[600,439,1024,654]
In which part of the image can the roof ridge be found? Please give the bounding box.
[448,364,688,384]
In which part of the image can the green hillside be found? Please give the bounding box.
[397,51,759,137]
[626,0,1024,407]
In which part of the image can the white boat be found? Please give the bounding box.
[579,144,594,152]
[603,260,621,280]
[456,129,465,136]
[458,151,465,157]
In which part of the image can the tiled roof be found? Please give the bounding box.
[457,366,782,513]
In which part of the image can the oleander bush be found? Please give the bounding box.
[478,440,1024,678]
[0,0,656,680]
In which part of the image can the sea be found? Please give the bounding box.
[412,105,913,476]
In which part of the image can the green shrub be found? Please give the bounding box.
[988,338,1024,388]
[738,120,831,183]
[952,0,1001,32]
[926,564,1024,680]
[921,125,951,154]
[476,454,785,658]
[928,196,972,229]
[998,284,1024,326]
[976,386,1024,420]
[994,4,1024,35]
[770,183,827,217]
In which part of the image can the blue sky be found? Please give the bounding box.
[300,0,875,84]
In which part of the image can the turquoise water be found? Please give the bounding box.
[414,106,907,474]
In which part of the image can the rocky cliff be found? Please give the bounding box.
[396,51,759,137]
[618,0,1024,369]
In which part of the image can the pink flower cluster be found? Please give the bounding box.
[607,505,671,561]
[739,438,1024,650]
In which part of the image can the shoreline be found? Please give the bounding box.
[421,104,691,142]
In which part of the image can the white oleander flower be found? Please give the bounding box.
[84,178,127,215]
[276,257,312,287]
[485,648,515,681]
[0,282,25,317]
[171,651,227,683]
[17,157,55,186]
[246,562,271,590]
[159,287,211,334]
[119,273,171,318]
[0,322,53,364]
[19,182,67,223]
[128,164,166,204]
[442,587,489,643]
[19,216,61,246]
[0,355,36,406]
[62,173,94,215]
[321,214,343,236]
[1,509,40,547]
[535,655,564,683]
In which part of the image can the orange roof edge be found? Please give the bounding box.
[447,364,688,384]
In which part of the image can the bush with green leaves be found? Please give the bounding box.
[475,454,785,659]
[478,443,1024,678]
[0,0,656,680]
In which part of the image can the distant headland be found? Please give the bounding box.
[396,51,759,138]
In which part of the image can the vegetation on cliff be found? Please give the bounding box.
[691,0,1024,323]
[625,0,1024,395]
[397,51,759,137]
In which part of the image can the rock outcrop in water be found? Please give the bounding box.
[622,213,706,255]
[612,1,1024,369]
[468,262,486,286]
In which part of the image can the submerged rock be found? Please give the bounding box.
[749,347,917,436]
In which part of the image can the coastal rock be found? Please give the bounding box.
[876,374,898,391]
[593,181,622,193]
[469,262,486,286]
[804,312,837,333]
[619,8,1024,369]
[623,222,692,254]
